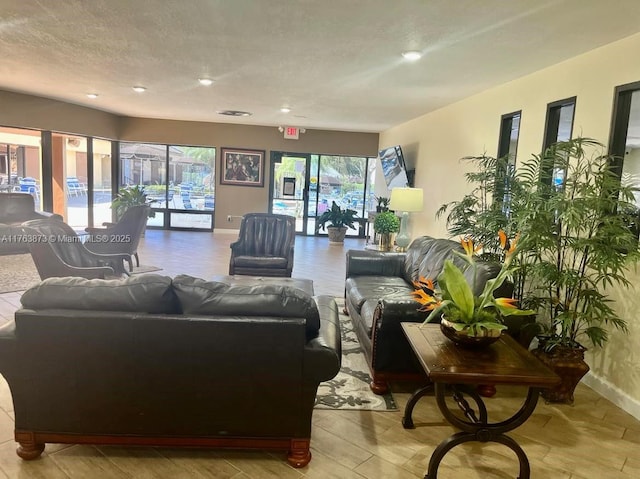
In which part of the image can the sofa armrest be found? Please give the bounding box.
[345,249,406,279]
[304,295,341,382]
[370,298,430,373]
[0,321,17,372]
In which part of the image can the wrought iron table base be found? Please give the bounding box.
[403,382,542,479]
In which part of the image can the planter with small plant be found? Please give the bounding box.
[373,211,400,250]
[111,185,156,221]
[316,201,358,244]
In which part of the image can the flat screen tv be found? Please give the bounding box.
[378,145,409,189]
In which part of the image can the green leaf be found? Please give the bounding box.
[440,260,474,322]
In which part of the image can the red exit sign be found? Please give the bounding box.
[284,126,299,139]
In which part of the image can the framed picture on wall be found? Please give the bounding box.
[220,147,265,187]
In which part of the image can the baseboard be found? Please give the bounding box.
[582,371,640,421]
[214,228,240,234]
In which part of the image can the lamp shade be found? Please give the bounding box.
[389,187,423,212]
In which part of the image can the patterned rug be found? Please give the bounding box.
[314,300,398,411]
[0,254,162,294]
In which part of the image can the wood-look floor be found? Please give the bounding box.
[1,230,640,478]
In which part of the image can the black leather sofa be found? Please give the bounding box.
[0,274,341,467]
[0,192,62,255]
[345,236,515,394]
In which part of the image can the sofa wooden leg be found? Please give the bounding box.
[17,442,45,460]
[370,378,389,395]
[287,439,311,468]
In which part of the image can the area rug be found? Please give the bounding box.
[0,254,162,294]
[314,299,398,411]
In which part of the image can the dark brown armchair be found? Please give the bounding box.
[84,204,150,271]
[229,213,296,277]
[21,219,129,279]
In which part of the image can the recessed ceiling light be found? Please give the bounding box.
[198,78,214,86]
[280,107,291,113]
[86,93,99,99]
[402,51,422,61]
[132,86,147,93]
[216,110,252,117]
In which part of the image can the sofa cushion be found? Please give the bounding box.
[20,274,179,313]
[233,255,289,268]
[172,274,321,338]
[345,276,412,313]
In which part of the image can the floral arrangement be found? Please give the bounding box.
[412,232,533,337]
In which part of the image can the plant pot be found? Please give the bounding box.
[440,317,502,349]
[327,226,347,244]
[531,341,590,404]
[378,232,393,251]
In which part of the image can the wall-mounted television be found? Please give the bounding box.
[378,145,409,189]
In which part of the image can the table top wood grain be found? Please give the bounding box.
[402,323,560,388]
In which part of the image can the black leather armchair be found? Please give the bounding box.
[84,204,150,271]
[21,219,129,279]
[229,213,296,277]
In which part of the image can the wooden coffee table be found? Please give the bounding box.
[401,323,560,479]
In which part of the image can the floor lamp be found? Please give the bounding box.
[389,187,424,251]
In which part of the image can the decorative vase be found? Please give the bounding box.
[379,232,392,251]
[531,341,590,404]
[440,317,502,349]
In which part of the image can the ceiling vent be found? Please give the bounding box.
[216,110,252,117]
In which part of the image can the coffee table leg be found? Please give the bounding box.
[424,431,530,479]
[402,383,434,429]
[424,383,539,479]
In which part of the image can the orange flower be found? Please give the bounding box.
[460,237,481,258]
[411,288,441,311]
[412,276,435,294]
[495,297,519,308]
[498,230,509,250]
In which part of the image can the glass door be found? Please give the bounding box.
[270,152,311,234]
[270,151,375,237]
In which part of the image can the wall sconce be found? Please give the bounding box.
[389,187,424,251]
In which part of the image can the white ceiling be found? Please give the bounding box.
[1,0,640,133]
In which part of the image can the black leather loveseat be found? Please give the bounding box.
[0,274,341,467]
[0,192,62,255]
[345,236,513,394]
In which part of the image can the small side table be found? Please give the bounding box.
[401,323,559,479]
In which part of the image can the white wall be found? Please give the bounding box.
[380,32,640,418]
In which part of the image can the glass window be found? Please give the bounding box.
[119,142,215,230]
[610,82,640,211]
[496,111,521,211]
[0,126,43,211]
[542,97,576,188]
[92,138,113,227]
[60,134,89,231]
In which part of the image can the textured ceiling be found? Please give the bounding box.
[1,0,640,133]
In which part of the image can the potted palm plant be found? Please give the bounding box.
[111,185,156,221]
[316,200,358,244]
[436,154,518,262]
[373,211,400,250]
[515,138,640,403]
